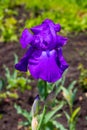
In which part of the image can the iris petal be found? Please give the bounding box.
[31,28,56,50]
[43,19,61,32]
[31,19,61,34]
[56,35,68,47]
[30,25,43,34]
[31,29,53,50]
[30,19,63,50]
[28,49,68,82]
[57,48,68,71]
[15,47,34,72]
[20,28,33,48]
[55,24,61,32]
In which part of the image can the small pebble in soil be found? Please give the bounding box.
[79,96,83,101]
[85,93,87,97]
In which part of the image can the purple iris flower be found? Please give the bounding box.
[15,19,68,82]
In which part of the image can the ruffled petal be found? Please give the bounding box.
[55,24,61,32]
[31,31,67,50]
[20,28,33,48]
[31,27,56,50]
[15,47,34,72]
[28,49,68,82]
[56,35,68,47]
[31,19,61,34]
[30,19,52,34]
[30,19,64,50]
[31,29,53,50]
[42,19,61,32]
[30,25,43,34]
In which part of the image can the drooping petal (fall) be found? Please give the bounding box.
[15,47,34,72]
[56,48,68,72]
[28,49,68,82]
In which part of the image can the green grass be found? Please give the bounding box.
[23,0,87,34]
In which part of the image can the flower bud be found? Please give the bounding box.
[32,95,40,117]
[31,117,38,130]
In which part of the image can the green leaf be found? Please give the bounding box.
[64,111,70,121]
[5,17,17,27]
[61,69,68,86]
[52,114,62,120]
[14,104,31,122]
[0,114,3,119]
[37,105,46,130]
[38,80,46,100]
[68,81,77,91]
[6,91,18,99]
[14,54,18,64]
[72,88,77,103]
[4,65,10,79]
[19,121,29,126]
[51,120,67,130]
[71,107,80,122]
[44,102,64,124]
[0,77,5,91]
[61,87,70,103]
[17,77,26,87]
[55,78,62,87]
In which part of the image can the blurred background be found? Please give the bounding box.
[0,0,87,43]
[0,0,87,130]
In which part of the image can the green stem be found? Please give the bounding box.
[69,105,75,130]
[37,105,46,130]
[44,81,47,100]
[70,105,73,115]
